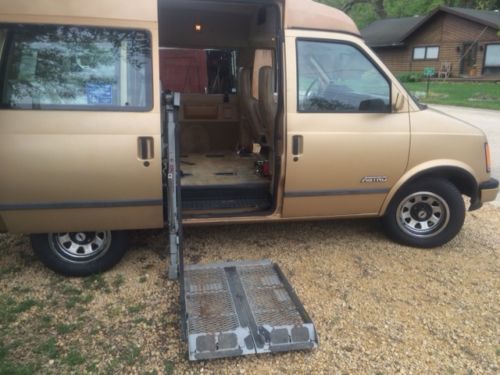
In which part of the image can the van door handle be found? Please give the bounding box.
[138,137,154,161]
[292,135,303,161]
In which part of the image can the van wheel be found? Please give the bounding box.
[382,179,465,248]
[31,231,128,276]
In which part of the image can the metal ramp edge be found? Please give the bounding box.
[183,260,318,361]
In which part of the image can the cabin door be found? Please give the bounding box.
[460,42,478,76]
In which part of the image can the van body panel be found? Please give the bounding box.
[1,206,162,234]
[0,111,164,233]
[378,109,490,214]
[0,0,158,22]
[0,21,164,233]
[408,108,489,181]
[284,0,359,36]
[282,30,411,218]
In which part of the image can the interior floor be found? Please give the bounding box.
[180,150,272,216]
[180,151,269,186]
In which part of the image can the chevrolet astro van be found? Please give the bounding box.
[0,0,498,276]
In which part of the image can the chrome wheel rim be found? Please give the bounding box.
[397,192,450,238]
[49,231,111,260]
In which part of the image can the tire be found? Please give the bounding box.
[31,230,128,276]
[382,178,465,248]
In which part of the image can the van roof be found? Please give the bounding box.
[0,0,158,23]
[284,0,360,36]
[1,0,360,37]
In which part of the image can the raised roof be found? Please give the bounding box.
[284,0,360,35]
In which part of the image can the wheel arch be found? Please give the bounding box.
[380,161,478,215]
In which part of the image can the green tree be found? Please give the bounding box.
[318,0,500,28]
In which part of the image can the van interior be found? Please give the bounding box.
[158,0,281,217]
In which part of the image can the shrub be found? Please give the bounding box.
[397,72,423,82]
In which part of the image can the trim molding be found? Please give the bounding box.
[284,188,389,198]
[0,199,163,211]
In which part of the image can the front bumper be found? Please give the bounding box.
[480,178,499,203]
[470,178,499,211]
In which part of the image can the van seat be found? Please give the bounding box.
[258,66,277,146]
[238,67,267,144]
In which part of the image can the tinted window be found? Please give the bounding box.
[297,40,390,113]
[0,30,6,61]
[1,25,152,110]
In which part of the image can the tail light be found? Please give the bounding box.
[485,143,491,173]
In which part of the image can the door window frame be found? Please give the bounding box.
[295,37,392,114]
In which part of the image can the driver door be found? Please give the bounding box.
[282,30,410,218]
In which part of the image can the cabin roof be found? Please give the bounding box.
[362,6,500,48]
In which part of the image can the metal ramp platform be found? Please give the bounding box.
[183,260,317,360]
[163,92,318,361]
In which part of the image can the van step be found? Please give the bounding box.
[182,197,270,211]
[183,260,318,361]
[181,185,271,211]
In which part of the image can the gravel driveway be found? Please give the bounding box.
[1,204,499,374]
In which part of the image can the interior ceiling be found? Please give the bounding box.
[158,0,261,48]
[159,0,258,15]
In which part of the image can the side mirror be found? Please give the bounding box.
[359,98,388,113]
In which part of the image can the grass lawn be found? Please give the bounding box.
[403,81,500,110]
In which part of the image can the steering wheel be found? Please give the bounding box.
[304,78,321,99]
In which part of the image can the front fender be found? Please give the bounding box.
[379,160,478,215]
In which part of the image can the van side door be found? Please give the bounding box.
[282,30,410,218]
[0,24,163,233]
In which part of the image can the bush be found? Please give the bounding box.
[397,72,423,82]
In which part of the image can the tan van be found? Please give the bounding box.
[0,0,498,276]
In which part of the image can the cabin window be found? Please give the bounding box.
[297,40,390,113]
[413,46,439,60]
[483,44,500,75]
[0,25,152,111]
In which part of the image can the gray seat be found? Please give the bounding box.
[238,67,266,144]
[258,66,277,146]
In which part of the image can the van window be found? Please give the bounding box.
[159,48,237,94]
[0,25,152,110]
[207,49,238,94]
[0,30,6,61]
[297,40,390,113]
